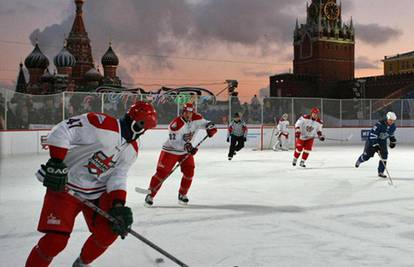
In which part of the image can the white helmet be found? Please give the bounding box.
[386,111,397,121]
[282,113,288,120]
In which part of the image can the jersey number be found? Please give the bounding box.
[66,118,83,129]
[169,133,176,140]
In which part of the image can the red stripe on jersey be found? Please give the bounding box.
[169,117,185,131]
[49,145,68,160]
[87,112,119,133]
[131,140,139,154]
[67,183,106,191]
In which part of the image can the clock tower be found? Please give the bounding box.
[293,0,355,81]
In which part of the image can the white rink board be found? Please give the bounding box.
[2,127,414,156]
[1,146,414,266]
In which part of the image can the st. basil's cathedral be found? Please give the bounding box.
[15,0,122,95]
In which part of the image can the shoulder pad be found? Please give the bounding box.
[316,118,324,124]
[170,117,185,131]
[192,113,203,121]
[87,112,119,133]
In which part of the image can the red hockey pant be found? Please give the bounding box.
[149,151,195,197]
[294,138,314,161]
[26,190,118,267]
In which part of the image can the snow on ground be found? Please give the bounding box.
[1,146,414,267]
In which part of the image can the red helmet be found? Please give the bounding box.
[183,103,195,113]
[127,101,158,130]
[311,107,320,114]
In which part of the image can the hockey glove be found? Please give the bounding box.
[41,158,68,192]
[108,204,133,239]
[295,131,300,139]
[389,136,396,149]
[184,142,198,155]
[206,122,217,138]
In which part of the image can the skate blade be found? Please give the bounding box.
[178,201,189,206]
[144,203,153,208]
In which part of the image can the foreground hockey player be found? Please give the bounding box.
[273,113,290,151]
[293,108,325,167]
[145,103,217,206]
[227,112,248,160]
[25,102,157,267]
[355,111,397,178]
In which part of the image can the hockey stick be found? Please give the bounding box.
[377,151,393,186]
[135,135,209,195]
[325,134,353,142]
[67,189,189,267]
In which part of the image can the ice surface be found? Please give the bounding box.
[1,146,414,267]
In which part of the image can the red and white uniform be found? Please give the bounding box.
[276,118,289,150]
[149,113,210,197]
[161,113,210,155]
[294,115,323,161]
[28,112,138,267]
[36,112,138,200]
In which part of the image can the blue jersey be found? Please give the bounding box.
[368,119,396,145]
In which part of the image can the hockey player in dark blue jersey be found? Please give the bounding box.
[355,112,397,178]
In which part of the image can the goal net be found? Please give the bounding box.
[257,124,295,151]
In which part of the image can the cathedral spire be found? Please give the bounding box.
[16,62,27,93]
[66,0,94,85]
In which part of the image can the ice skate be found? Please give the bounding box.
[299,160,306,168]
[228,156,232,161]
[73,257,91,267]
[355,159,361,168]
[144,194,153,207]
[378,173,387,178]
[178,194,189,205]
[292,158,298,166]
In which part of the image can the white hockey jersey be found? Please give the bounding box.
[295,114,323,140]
[36,112,138,200]
[162,113,210,155]
[277,119,290,136]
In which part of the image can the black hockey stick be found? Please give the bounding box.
[67,189,189,267]
[377,151,393,186]
[135,135,209,194]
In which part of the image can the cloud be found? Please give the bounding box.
[355,23,402,46]
[243,69,274,77]
[28,0,303,76]
[355,56,379,69]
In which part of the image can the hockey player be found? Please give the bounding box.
[145,103,217,206]
[355,111,397,178]
[25,101,157,267]
[292,108,325,167]
[273,113,290,151]
[227,112,248,160]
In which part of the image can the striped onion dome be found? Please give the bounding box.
[101,44,119,66]
[24,43,49,69]
[85,67,103,81]
[54,46,76,68]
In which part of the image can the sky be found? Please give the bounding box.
[0,0,412,99]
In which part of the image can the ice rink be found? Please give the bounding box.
[1,146,414,267]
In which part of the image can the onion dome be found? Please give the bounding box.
[24,43,49,69]
[85,67,103,81]
[54,45,76,68]
[101,44,119,66]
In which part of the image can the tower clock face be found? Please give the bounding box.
[324,2,340,20]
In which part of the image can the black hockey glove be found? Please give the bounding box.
[184,142,198,155]
[41,158,68,192]
[318,136,325,142]
[108,204,133,239]
[389,136,396,149]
